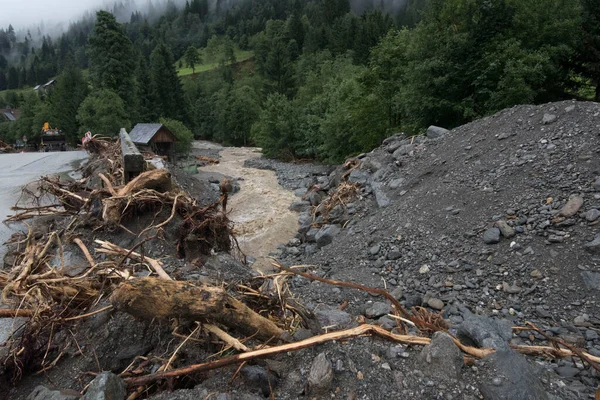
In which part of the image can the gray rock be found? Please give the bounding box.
[426,126,449,139]
[581,271,600,290]
[82,372,126,400]
[348,169,371,185]
[427,298,444,310]
[542,113,557,125]
[416,332,462,381]
[387,250,401,260]
[479,350,549,400]
[584,234,600,255]
[457,313,512,350]
[559,195,584,217]
[289,201,311,213]
[585,209,600,222]
[308,353,333,394]
[315,225,341,248]
[305,227,320,243]
[307,191,322,206]
[594,177,600,192]
[369,245,380,255]
[371,182,391,208]
[241,365,279,396]
[495,221,515,238]
[483,228,501,244]
[365,302,392,318]
[390,287,404,300]
[314,307,354,330]
[27,386,79,400]
[392,144,414,159]
[555,365,579,379]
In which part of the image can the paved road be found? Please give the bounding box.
[0,151,88,249]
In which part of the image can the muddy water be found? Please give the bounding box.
[194,142,298,271]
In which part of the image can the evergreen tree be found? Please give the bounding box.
[87,11,137,114]
[150,43,186,121]
[135,57,157,121]
[184,46,201,73]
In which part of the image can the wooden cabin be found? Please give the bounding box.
[129,123,177,160]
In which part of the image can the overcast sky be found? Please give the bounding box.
[0,0,107,31]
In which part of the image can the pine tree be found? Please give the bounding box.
[150,43,186,121]
[135,57,156,122]
[87,11,136,114]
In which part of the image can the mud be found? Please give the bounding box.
[194,142,299,271]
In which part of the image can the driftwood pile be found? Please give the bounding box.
[0,137,599,398]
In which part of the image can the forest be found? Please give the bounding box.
[0,0,598,162]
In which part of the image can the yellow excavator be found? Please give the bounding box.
[40,122,66,152]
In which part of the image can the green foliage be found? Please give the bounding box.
[77,89,131,137]
[87,11,136,114]
[251,93,300,159]
[49,64,89,144]
[159,117,194,154]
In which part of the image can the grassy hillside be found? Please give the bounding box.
[176,48,253,77]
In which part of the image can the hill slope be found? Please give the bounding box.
[273,100,600,399]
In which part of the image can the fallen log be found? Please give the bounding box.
[110,278,284,341]
[117,169,171,196]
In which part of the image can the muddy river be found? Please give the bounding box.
[193,142,298,271]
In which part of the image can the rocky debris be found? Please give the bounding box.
[315,224,341,247]
[416,332,463,381]
[478,350,549,400]
[27,386,79,400]
[426,126,449,139]
[81,372,126,400]
[483,227,501,244]
[307,352,333,394]
[457,313,512,350]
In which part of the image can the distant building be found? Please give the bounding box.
[0,108,20,122]
[33,79,57,94]
[129,123,178,159]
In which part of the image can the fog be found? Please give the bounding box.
[0,0,109,30]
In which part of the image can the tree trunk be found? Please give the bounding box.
[110,278,284,341]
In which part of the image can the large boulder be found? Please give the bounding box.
[426,126,449,139]
[479,350,549,400]
[457,313,512,350]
